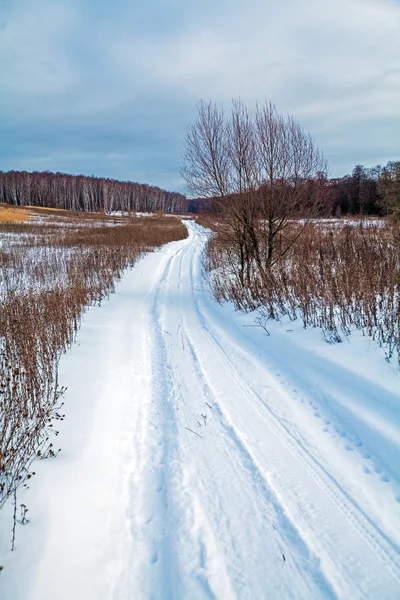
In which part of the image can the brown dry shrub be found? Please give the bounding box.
[205,218,400,360]
[0,212,187,508]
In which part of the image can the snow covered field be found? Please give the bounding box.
[1,221,400,599]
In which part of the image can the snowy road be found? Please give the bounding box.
[1,221,400,599]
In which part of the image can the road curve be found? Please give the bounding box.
[1,220,399,600]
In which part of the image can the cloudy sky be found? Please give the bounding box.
[1,0,399,192]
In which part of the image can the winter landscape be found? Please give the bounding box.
[1,1,400,599]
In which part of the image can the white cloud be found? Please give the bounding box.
[123,0,400,108]
[0,0,78,97]
[1,0,399,182]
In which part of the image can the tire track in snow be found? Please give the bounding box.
[159,231,336,598]
[181,328,336,593]
[133,233,239,598]
[114,239,190,599]
[76,220,400,600]
[158,239,237,599]
[182,221,400,598]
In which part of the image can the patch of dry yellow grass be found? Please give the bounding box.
[0,204,31,223]
[26,205,67,212]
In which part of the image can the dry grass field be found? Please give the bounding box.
[0,207,187,523]
[202,215,400,362]
[0,204,31,223]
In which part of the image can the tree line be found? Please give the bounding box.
[188,159,400,218]
[0,170,188,214]
[328,161,400,217]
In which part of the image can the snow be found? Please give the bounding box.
[301,218,386,229]
[1,221,400,599]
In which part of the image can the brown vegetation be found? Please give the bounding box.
[184,99,400,365]
[0,204,31,223]
[204,217,400,363]
[0,211,187,513]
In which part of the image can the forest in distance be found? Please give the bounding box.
[0,170,187,214]
[1,159,400,218]
[188,160,400,217]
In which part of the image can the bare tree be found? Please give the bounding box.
[255,102,327,268]
[181,99,327,282]
[181,100,230,198]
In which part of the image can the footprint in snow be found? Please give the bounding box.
[380,474,390,483]
[150,550,158,564]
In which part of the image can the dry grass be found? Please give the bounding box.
[0,210,187,515]
[204,217,400,363]
[194,214,220,231]
[26,206,67,212]
[0,204,31,223]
